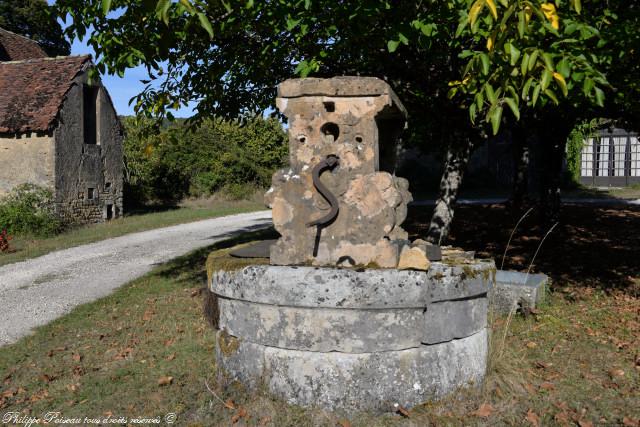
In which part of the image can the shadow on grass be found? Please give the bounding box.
[156,226,278,285]
[406,204,640,294]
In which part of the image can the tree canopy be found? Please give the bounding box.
[53,0,638,134]
[0,0,70,57]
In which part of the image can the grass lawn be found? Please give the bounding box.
[0,207,638,426]
[0,199,263,268]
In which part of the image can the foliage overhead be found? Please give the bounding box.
[54,0,638,135]
[0,0,71,57]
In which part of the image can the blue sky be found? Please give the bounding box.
[48,1,194,117]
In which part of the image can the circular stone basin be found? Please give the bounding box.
[210,261,495,412]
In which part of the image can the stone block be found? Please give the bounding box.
[216,329,488,412]
[423,297,488,344]
[218,298,423,353]
[211,265,428,309]
[427,260,495,302]
[397,245,430,271]
[211,262,495,309]
[491,270,549,313]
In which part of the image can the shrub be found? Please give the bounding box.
[0,184,63,237]
[122,116,287,205]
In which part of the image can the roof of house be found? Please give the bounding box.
[0,27,48,61]
[0,55,92,134]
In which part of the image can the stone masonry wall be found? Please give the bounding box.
[53,71,124,224]
[0,132,55,196]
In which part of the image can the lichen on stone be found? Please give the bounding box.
[218,329,240,356]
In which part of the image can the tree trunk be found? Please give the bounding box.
[427,137,474,244]
[511,123,530,212]
[538,118,572,225]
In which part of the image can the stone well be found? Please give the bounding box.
[209,76,494,412]
[211,259,494,411]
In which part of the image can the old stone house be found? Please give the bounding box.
[0,27,123,223]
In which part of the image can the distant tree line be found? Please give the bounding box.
[122,116,288,206]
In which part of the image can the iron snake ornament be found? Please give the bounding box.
[306,154,340,228]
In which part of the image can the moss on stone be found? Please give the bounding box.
[218,329,240,356]
[206,241,270,285]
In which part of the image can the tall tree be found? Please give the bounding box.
[53,0,637,239]
[0,0,70,57]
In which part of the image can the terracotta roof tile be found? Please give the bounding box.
[0,27,48,61]
[0,55,92,133]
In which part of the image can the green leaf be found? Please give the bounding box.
[469,102,477,122]
[156,0,172,24]
[504,97,520,120]
[102,0,112,16]
[544,88,559,105]
[521,52,530,76]
[522,77,534,99]
[286,17,301,31]
[583,77,595,95]
[197,12,214,38]
[387,40,400,52]
[572,0,582,14]
[246,0,254,8]
[541,68,552,90]
[528,50,539,71]
[542,52,554,70]
[556,57,571,78]
[490,105,503,135]
[509,44,521,66]
[479,53,490,75]
[532,84,541,106]
[485,83,496,104]
[517,11,525,38]
[398,32,409,45]
[594,87,605,107]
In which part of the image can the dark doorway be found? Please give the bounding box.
[106,204,113,220]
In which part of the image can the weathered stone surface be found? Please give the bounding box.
[210,262,495,309]
[427,260,495,302]
[491,270,548,313]
[423,298,488,344]
[411,239,442,261]
[266,77,412,267]
[216,328,488,412]
[218,298,424,352]
[397,245,431,271]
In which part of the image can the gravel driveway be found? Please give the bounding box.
[0,210,272,346]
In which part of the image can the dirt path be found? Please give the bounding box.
[0,210,272,346]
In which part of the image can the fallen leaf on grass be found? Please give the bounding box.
[166,353,176,361]
[1,389,15,398]
[526,409,540,427]
[66,383,80,392]
[540,381,555,391]
[337,420,352,427]
[258,416,271,426]
[472,403,494,417]
[231,406,248,424]
[555,411,571,426]
[164,338,175,347]
[577,420,593,427]
[47,346,67,357]
[608,368,625,378]
[157,376,173,386]
[623,417,640,427]
[224,398,236,410]
[534,361,552,369]
[143,309,154,321]
[39,374,56,383]
[72,353,82,362]
[394,403,410,417]
[526,341,538,349]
